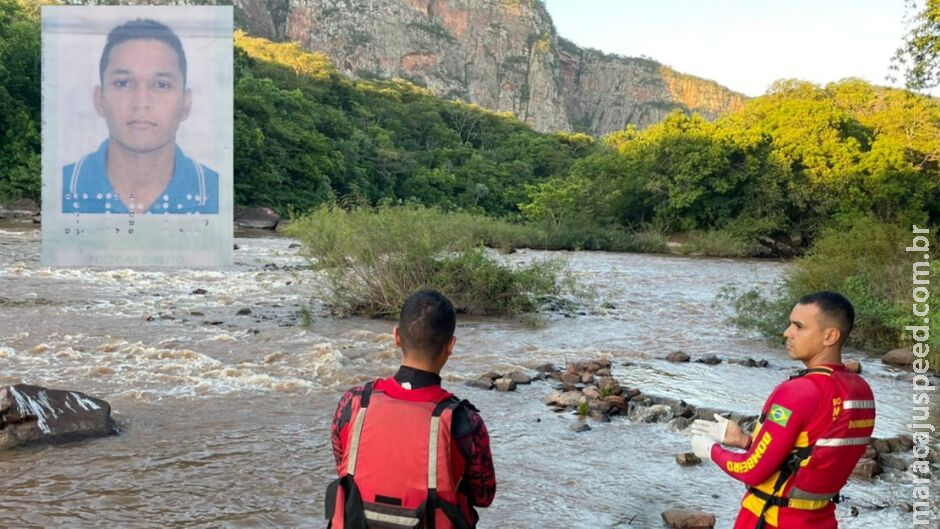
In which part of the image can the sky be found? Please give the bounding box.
[542,0,934,97]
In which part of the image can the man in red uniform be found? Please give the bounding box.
[690,291,876,529]
[327,289,495,528]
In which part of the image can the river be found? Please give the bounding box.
[0,225,932,528]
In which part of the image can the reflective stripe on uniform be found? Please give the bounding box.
[789,487,838,501]
[815,436,870,447]
[788,497,833,510]
[364,509,420,527]
[428,415,440,489]
[842,400,875,409]
[346,405,368,475]
[746,487,832,514]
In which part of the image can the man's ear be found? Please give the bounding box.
[822,327,841,348]
[180,88,192,121]
[94,86,103,117]
[443,336,457,358]
[392,326,402,347]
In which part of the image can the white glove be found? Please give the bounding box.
[690,413,730,444]
[690,435,715,461]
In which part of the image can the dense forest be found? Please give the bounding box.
[2,0,937,249]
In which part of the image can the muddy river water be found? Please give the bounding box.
[0,225,934,528]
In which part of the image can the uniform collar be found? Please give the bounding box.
[394,365,442,389]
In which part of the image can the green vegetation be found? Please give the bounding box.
[576,398,588,416]
[892,0,940,91]
[0,0,40,203]
[285,205,568,317]
[233,32,591,216]
[537,81,939,248]
[724,216,939,365]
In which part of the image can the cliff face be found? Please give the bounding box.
[235,0,745,135]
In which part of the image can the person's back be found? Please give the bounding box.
[327,290,495,528]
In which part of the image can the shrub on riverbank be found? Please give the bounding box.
[672,230,758,258]
[286,205,569,317]
[726,216,938,367]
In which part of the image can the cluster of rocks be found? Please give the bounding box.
[0,384,116,449]
[464,370,537,392]
[0,198,40,223]
[666,350,868,374]
[754,235,803,258]
[665,350,769,367]
[538,359,634,426]
[523,359,760,437]
[853,434,939,479]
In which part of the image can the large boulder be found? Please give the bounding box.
[843,359,862,374]
[661,509,716,529]
[695,354,722,365]
[852,458,883,479]
[0,385,116,449]
[665,351,690,363]
[507,371,532,385]
[234,206,281,230]
[882,348,915,367]
[879,453,909,471]
[630,403,673,423]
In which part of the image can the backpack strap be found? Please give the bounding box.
[426,399,471,529]
[346,382,374,478]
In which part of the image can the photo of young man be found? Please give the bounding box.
[62,18,218,215]
[41,6,232,267]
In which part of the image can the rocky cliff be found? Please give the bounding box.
[234,0,745,135]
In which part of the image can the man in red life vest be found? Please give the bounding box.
[690,291,876,529]
[327,289,495,529]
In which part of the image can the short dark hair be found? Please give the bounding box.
[99,19,187,86]
[398,289,456,359]
[798,291,855,345]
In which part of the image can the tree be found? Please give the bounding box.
[892,0,940,91]
[0,0,41,202]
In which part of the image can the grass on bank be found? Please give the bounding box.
[724,215,939,367]
[285,204,574,317]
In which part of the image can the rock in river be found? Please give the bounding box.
[661,509,716,528]
[0,385,116,449]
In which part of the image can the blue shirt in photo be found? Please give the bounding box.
[62,140,219,214]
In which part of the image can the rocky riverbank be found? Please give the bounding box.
[465,356,939,527]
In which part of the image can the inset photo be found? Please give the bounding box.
[41,6,233,266]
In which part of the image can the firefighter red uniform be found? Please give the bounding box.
[710,365,876,529]
[328,371,495,529]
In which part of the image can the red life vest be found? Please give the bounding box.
[749,366,876,529]
[326,380,471,529]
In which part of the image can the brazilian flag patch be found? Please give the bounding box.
[768,404,793,427]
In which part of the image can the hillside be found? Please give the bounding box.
[233,0,745,135]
